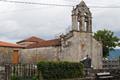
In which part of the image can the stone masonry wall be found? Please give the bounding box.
[20,47,59,63]
[19,31,102,69]
[0,47,20,64]
[60,32,92,62]
[59,31,102,69]
[92,38,103,69]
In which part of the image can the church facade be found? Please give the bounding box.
[17,1,103,69]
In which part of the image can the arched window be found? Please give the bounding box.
[77,11,81,31]
[84,12,88,32]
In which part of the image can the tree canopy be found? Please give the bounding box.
[94,29,120,58]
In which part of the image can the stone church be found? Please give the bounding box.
[17,1,103,69]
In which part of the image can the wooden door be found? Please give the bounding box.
[12,50,19,64]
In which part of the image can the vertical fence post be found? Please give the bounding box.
[4,65,7,80]
[5,64,11,80]
[4,64,41,80]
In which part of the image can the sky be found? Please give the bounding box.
[0,0,120,43]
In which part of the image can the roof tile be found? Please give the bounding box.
[25,39,61,48]
[17,36,45,43]
[0,41,23,48]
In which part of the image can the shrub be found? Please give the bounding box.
[37,61,84,80]
[11,74,19,80]
[32,76,39,80]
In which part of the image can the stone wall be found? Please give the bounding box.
[92,38,103,69]
[20,47,59,63]
[0,47,20,64]
[19,31,102,69]
[59,31,102,69]
[60,32,91,61]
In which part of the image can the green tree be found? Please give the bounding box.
[94,29,120,58]
[118,43,120,46]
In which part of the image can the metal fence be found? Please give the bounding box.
[102,59,120,69]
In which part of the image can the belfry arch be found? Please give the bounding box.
[72,0,92,33]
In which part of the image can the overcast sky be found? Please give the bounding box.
[0,0,120,42]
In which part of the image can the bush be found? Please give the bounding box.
[32,76,39,80]
[37,61,84,80]
[11,73,39,80]
[11,74,20,80]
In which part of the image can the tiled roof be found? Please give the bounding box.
[25,39,61,49]
[17,36,45,43]
[0,41,23,48]
[17,36,61,48]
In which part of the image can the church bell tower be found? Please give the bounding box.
[72,0,92,33]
